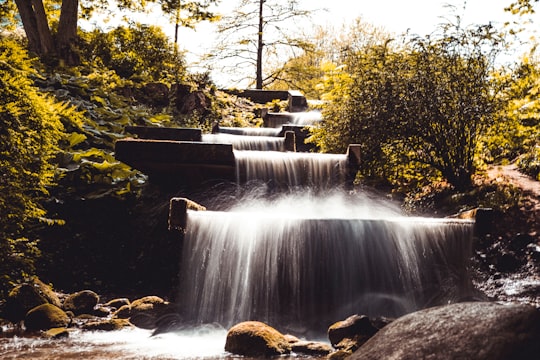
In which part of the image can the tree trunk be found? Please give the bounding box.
[31,0,55,56]
[57,0,80,65]
[14,0,42,55]
[256,0,264,89]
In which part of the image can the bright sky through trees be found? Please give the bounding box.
[84,0,540,86]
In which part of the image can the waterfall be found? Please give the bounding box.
[289,110,323,125]
[177,192,474,335]
[234,150,349,189]
[202,134,285,151]
[218,127,282,136]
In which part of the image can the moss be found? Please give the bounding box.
[82,318,133,331]
[24,304,70,331]
[225,321,291,356]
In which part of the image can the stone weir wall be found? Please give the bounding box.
[225,89,308,112]
[114,126,361,189]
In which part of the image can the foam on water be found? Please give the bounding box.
[0,327,229,359]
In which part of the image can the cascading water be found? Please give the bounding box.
[288,110,323,125]
[218,127,282,136]
[234,150,350,189]
[177,192,474,336]
[202,134,285,151]
[5,119,476,358]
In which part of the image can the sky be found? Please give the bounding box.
[93,0,539,87]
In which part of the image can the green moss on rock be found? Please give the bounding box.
[63,290,99,315]
[225,321,291,357]
[24,304,70,331]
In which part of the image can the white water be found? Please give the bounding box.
[234,150,349,188]
[218,127,281,136]
[288,110,323,125]
[178,191,474,335]
[4,132,475,357]
[202,134,285,151]
[0,327,229,359]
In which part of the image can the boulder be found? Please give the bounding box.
[328,314,383,351]
[104,298,130,310]
[42,327,70,339]
[82,318,133,331]
[350,302,540,360]
[141,82,169,107]
[3,278,61,322]
[290,340,333,356]
[113,295,172,329]
[283,333,333,356]
[63,290,99,315]
[24,304,70,331]
[328,349,354,360]
[173,83,210,114]
[225,321,291,356]
[92,305,111,318]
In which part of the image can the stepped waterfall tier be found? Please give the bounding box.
[114,118,477,339]
[234,151,350,188]
[175,192,475,335]
[202,134,286,151]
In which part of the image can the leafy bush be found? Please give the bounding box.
[0,37,67,296]
[403,177,522,216]
[312,22,505,192]
[79,23,185,81]
[481,55,540,164]
[517,145,540,179]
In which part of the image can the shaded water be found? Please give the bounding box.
[178,191,474,336]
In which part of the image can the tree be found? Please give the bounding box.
[80,23,185,80]
[506,0,538,15]
[268,18,391,99]
[4,0,218,65]
[0,36,66,295]
[159,0,220,46]
[313,21,506,191]
[208,0,312,88]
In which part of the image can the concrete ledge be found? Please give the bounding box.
[116,139,235,165]
[264,112,294,128]
[449,208,493,236]
[125,126,202,141]
[168,197,206,232]
[281,125,316,152]
[284,131,296,152]
[347,144,362,168]
[115,139,236,184]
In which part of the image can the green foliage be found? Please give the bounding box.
[517,145,540,179]
[268,18,391,99]
[0,0,18,30]
[209,0,313,88]
[37,69,153,202]
[403,177,522,216]
[481,54,540,171]
[505,0,538,15]
[79,24,185,81]
[0,37,66,296]
[313,21,505,192]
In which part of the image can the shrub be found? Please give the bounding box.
[0,37,65,296]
